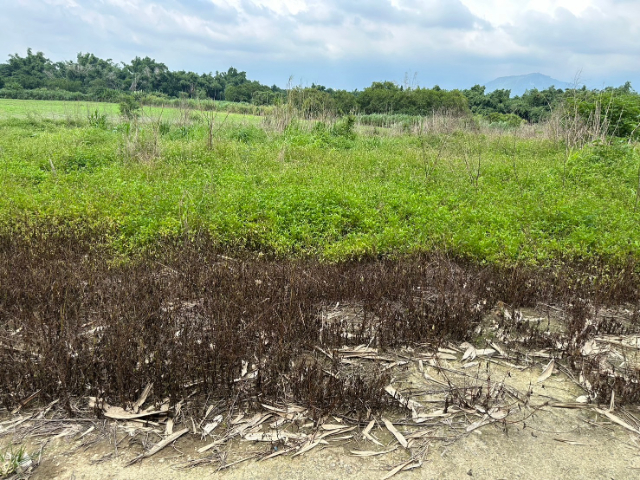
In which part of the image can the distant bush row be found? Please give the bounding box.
[2,48,639,133]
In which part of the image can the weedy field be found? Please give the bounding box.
[1,99,639,262]
[1,98,640,478]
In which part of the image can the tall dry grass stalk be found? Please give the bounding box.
[262,82,339,133]
[539,93,618,185]
[118,106,165,164]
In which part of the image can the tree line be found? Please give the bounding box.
[0,48,281,103]
[1,49,638,129]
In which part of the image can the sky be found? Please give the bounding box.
[1,0,639,90]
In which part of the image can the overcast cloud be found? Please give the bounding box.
[1,0,638,90]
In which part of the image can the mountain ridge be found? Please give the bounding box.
[484,73,572,97]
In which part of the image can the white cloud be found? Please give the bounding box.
[1,0,639,89]
[460,0,596,26]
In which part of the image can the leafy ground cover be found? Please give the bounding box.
[1,99,639,264]
[2,99,640,478]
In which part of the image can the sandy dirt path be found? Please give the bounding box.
[14,366,640,480]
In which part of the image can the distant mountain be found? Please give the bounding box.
[484,73,572,97]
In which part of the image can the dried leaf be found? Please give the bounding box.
[259,448,293,462]
[350,447,396,457]
[475,348,496,357]
[270,418,287,429]
[128,428,189,465]
[261,404,287,414]
[536,359,555,383]
[532,350,552,358]
[361,420,383,446]
[198,405,214,427]
[261,404,305,415]
[438,347,457,355]
[230,414,245,425]
[402,461,422,472]
[197,437,227,453]
[317,426,356,440]
[462,346,476,362]
[489,342,507,357]
[609,390,615,412]
[382,459,413,480]
[202,415,223,436]
[382,361,409,371]
[363,419,375,436]
[363,431,384,446]
[384,386,422,411]
[422,371,449,386]
[37,399,59,419]
[406,430,433,439]
[595,409,640,435]
[466,415,491,433]
[321,423,347,431]
[581,340,597,356]
[412,408,454,422]
[549,403,589,409]
[79,426,95,438]
[487,408,508,420]
[435,353,458,361]
[11,390,41,415]
[338,345,378,359]
[292,440,322,457]
[53,426,80,439]
[554,438,586,446]
[103,406,165,420]
[133,384,153,414]
[382,418,408,448]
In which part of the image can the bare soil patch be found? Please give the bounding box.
[3,361,640,479]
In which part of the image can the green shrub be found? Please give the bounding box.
[87,109,108,129]
[229,125,267,143]
[485,112,524,127]
[331,115,356,140]
[568,140,636,180]
[158,121,171,136]
[118,97,141,120]
[569,93,640,139]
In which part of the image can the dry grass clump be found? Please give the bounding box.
[1,225,640,415]
[0,227,484,415]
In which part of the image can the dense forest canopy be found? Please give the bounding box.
[1,49,638,126]
[0,48,270,101]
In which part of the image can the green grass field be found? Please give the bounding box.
[1,98,639,264]
[0,98,262,125]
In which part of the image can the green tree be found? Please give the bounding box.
[4,49,54,89]
[288,88,336,117]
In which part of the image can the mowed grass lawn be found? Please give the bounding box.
[1,99,639,264]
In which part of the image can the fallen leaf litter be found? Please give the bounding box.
[2,302,640,478]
